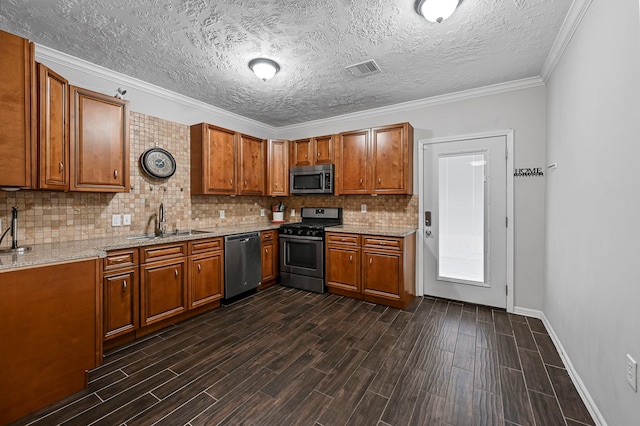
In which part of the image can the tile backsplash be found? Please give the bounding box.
[0,112,418,246]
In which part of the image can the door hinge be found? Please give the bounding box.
[506,217,508,227]
[506,285,508,296]
[505,147,508,160]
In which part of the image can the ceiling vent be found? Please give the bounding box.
[346,59,381,78]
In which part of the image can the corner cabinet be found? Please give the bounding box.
[266,139,289,196]
[336,122,413,195]
[0,30,36,188]
[325,231,416,309]
[70,86,130,192]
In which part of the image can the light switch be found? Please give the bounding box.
[111,214,121,227]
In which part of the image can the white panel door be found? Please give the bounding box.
[422,135,508,308]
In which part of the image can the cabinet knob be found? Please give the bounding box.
[359,178,363,185]
[230,179,233,185]
[349,255,353,262]
[341,238,346,242]
[197,264,201,272]
[114,169,118,178]
[275,182,278,188]
[369,258,373,265]
[317,152,321,157]
[304,154,308,159]
[378,177,381,184]
[59,162,64,173]
[122,280,127,292]
[174,269,178,278]
[244,180,247,186]
[265,248,269,254]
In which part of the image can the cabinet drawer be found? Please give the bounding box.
[104,249,138,271]
[261,230,277,242]
[363,236,402,251]
[189,238,223,255]
[326,233,360,246]
[140,243,187,263]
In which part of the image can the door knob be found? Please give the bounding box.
[425,230,432,237]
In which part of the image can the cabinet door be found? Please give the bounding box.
[326,245,360,294]
[267,139,288,196]
[141,259,187,326]
[371,123,413,195]
[103,268,138,339]
[70,86,129,192]
[362,250,402,301]
[0,30,35,188]
[237,134,265,195]
[314,135,334,165]
[38,64,69,190]
[261,240,276,283]
[337,129,369,194]
[189,253,223,309]
[198,124,237,195]
[291,138,312,166]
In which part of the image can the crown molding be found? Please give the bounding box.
[34,44,275,133]
[276,76,545,134]
[540,0,594,82]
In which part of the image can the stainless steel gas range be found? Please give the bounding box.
[278,207,342,293]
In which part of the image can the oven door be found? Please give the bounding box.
[279,234,324,279]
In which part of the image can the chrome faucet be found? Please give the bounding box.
[11,206,19,249]
[156,203,167,236]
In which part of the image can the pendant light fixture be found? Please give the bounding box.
[248,58,280,81]
[415,0,461,23]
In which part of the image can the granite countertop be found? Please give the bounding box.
[0,222,281,271]
[327,225,417,237]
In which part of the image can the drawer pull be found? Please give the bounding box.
[197,264,201,272]
[122,280,127,292]
[341,238,346,242]
[111,257,127,263]
[379,242,386,245]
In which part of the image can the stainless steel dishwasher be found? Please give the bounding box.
[224,231,261,300]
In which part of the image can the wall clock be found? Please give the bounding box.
[140,147,177,179]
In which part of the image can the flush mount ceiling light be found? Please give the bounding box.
[248,58,280,81]
[415,0,461,23]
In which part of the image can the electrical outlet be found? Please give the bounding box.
[627,354,637,391]
[219,210,225,219]
[123,214,131,226]
[111,214,121,227]
[361,204,367,213]
[260,209,265,217]
[291,209,296,217]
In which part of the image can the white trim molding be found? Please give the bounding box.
[417,129,515,312]
[541,0,594,82]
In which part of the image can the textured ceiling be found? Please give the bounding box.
[0,0,572,127]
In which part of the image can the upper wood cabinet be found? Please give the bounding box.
[266,139,288,196]
[190,123,237,195]
[336,123,413,195]
[290,135,334,167]
[237,133,265,195]
[69,86,129,192]
[0,30,36,188]
[37,64,69,190]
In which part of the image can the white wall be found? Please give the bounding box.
[545,0,640,424]
[279,86,547,311]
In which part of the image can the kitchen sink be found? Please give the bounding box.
[126,230,210,241]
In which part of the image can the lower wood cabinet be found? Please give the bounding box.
[259,230,278,289]
[102,249,139,340]
[326,231,416,309]
[189,238,224,308]
[141,258,187,326]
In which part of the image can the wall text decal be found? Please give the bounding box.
[514,168,544,177]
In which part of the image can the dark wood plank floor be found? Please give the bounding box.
[12,286,596,426]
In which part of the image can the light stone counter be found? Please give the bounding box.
[0,222,281,271]
[327,224,417,238]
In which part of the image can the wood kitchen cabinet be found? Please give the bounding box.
[0,259,100,425]
[102,249,139,340]
[70,86,130,192]
[336,122,413,195]
[188,238,224,309]
[325,231,416,309]
[37,63,69,190]
[325,233,361,297]
[237,133,266,195]
[266,139,288,196]
[140,243,188,326]
[0,30,36,188]
[291,135,334,167]
[190,123,237,195]
[260,230,278,289]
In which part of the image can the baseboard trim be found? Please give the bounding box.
[514,306,607,426]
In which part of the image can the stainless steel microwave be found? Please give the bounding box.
[289,164,334,195]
